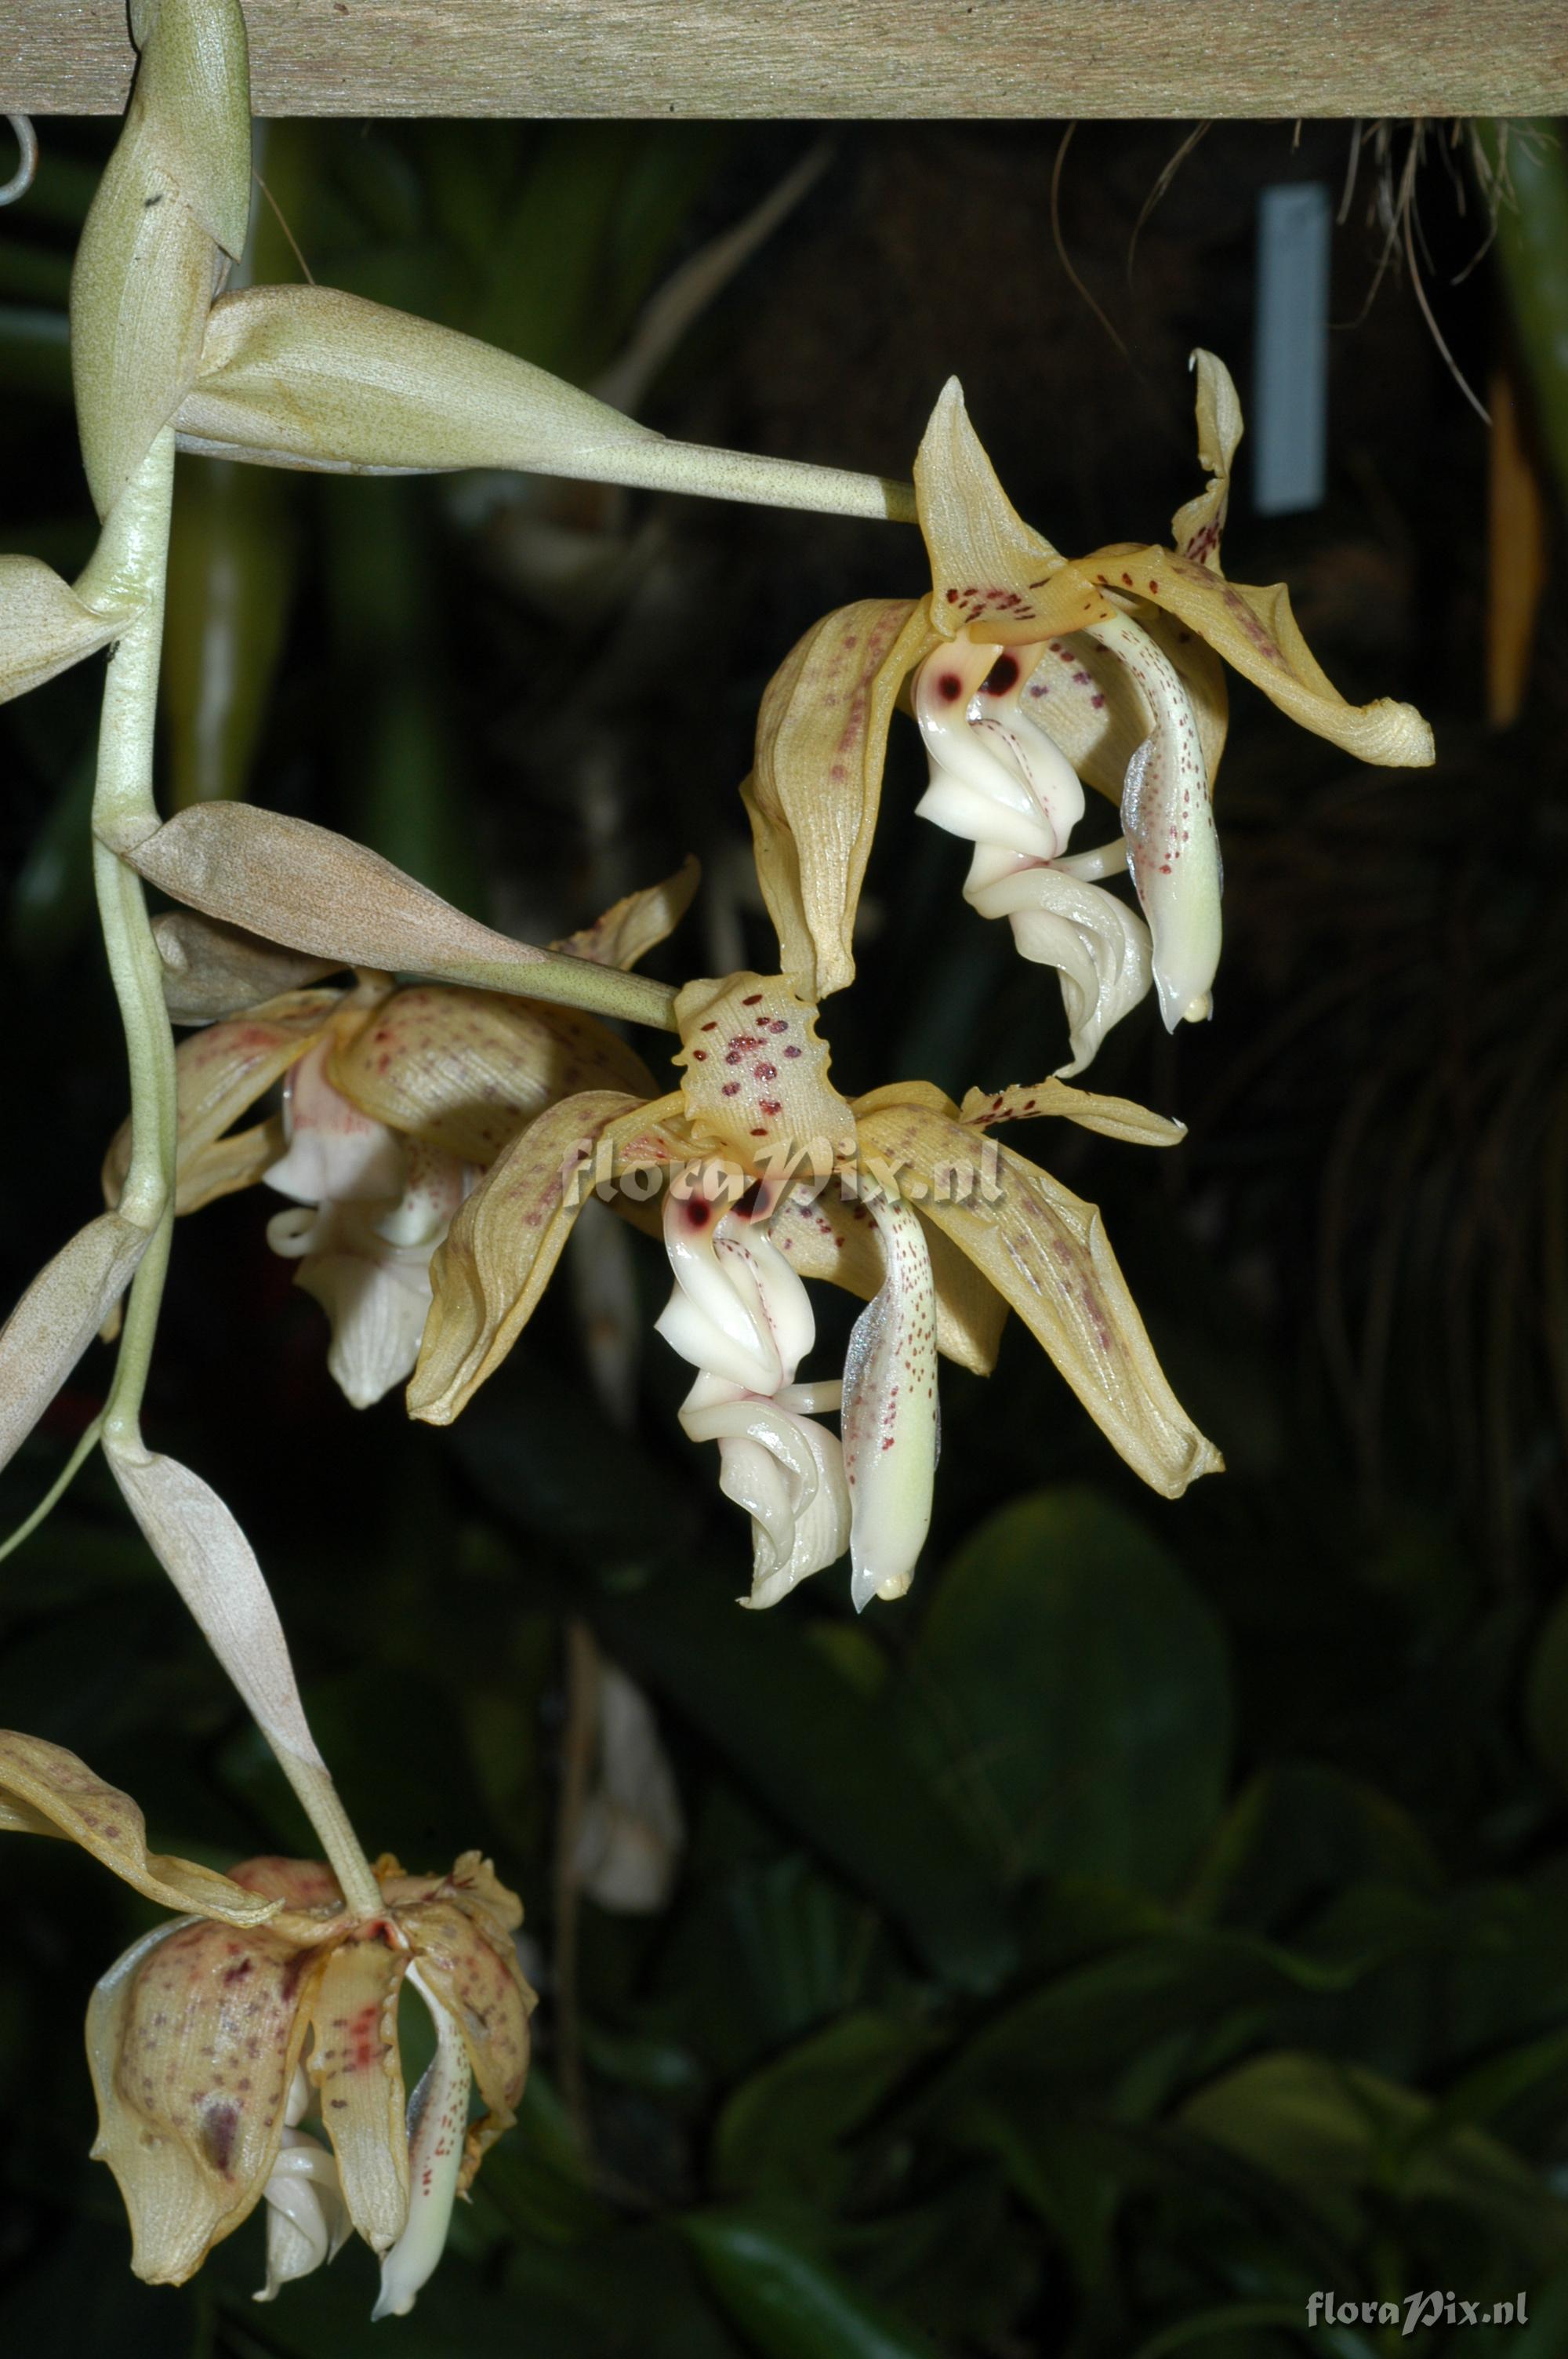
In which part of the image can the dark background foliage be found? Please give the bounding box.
[3,111,1568,2358]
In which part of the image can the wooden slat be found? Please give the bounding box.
[5,0,1567,119]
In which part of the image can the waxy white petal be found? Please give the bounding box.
[655,1175,814,1396]
[840,1192,938,1612]
[268,1144,468,1409]
[264,1038,407,1206]
[1087,609,1221,1030]
[372,1968,470,2321]
[680,1372,851,1610]
[914,637,1085,863]
[964,849,1153,1078]
[255,2129,350,2303]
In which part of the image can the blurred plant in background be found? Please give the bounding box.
[2,37,1568,2359]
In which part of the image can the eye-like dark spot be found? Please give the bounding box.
[981,654,1019,696]
[201,2099,240,2174]
[734,1179,764,1219]
[936,673,962,703]
[687,1200,711,1227]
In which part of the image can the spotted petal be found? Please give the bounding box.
[372,1965,468,2319]
[742,598,935,996]
[389,1856,535,2189]
[0,1731,278,1924]
[958,1077,1186,1148]
[1083,608,1222,1031]
[855,1101,1220,1499]
[305,1932,410,2253]
[1171,347,1243,568]
[913,379,1114,646]
[327,984,654,1167]
[673,972,854,1169]
[103,987,346,1217]
[770,1180,1007,1376]
[409,1090,684,1423]
[1080,544,1434,770]
[87,1916,330,2284]
[840,1190,938,1611]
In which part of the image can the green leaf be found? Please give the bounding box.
[1128,2303,1353,2359]
[682,2211,939,2359]
[1185,1762,1439,1935]
[1181,2052,1568,2263]
[714,2010,942,2201]
[895,1486,1231,1896]
[593,1571,1017,1992]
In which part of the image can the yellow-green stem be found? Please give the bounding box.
[277,1751,384,1919]
[88,431,180,1450]
[0,1418,103,1566]
[85,429,382,1917]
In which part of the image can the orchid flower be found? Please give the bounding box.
[407,969,1218,1612]
[742,354,1435,1072]
[0,0,912,1499]
[0,1728,532,2310]
[97,871,691,1408]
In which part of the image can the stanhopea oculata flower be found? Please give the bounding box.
[100,868,693,1407]
[742,352,1435,1073]
[408,968,1217,1612]
[0,1730,534,2312]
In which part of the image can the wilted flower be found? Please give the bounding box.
[408,969,1217,1610]
[742,353,1434,1072]
[0,1729,533,2313]
[571,1656,687,1914]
